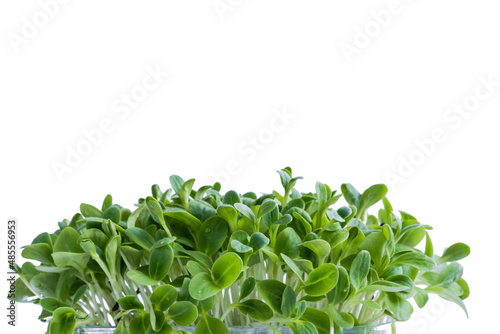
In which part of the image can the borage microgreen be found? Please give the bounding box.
[11,168,470,334]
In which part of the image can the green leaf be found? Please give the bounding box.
[327,266,350,305]
[236,299,274,321]
[389,251,436,270]
[169,175,185,195]
[315,182,328,208]
[330,307,354,329]
[248,232,270,252]
[78,228,109,251]
[361,300,382,310]
[146,196,165,224]
[413,286,429,308]
[127,204,147,229]
[362,280,411,293]
[456,278,470,300]
[437,243,471,264]
[239,276,256,301]
[398,225,426,248]
[340,184,361,207]
[231,240,253,253]
[350,250,371,290]
[277,169,291,189]
[104,206,121,224]
[187,260,210,276]
[72,285,87,306]
[223,190,241,205]
[198,216,228,256]
[8,278,34,302]
[151,309,166,332]
[194,315,229,334]
[179,249,213,267]
[40,298,68,312]
[102,194,113,211]
[179,179,196,210]
[283,199,305,215]
[436,263,463,287]
[189,199,217,221]
[358,232,387,270]
[198,297,214,314]
[300,239,330,265]
[163,207,201,231]
[324,228,349,250]
[234,203,256,223]
[149,244,174,281]
[114,322,129,334]
[275,214,293,225]
[275,227,302,259]
[304,264,339,296]
[256,280,287,314]
[189,273,221,300]
[80,203,103,218]
[281,286,296,318]
[281,253,303,282]
[30,273,59,297]
[48,307,76,334]
[168,301,198,326]
[291,320,319,334]
[320,195,342,213]
[151,284,178,311]
[117,295,144,310]
[385,292,413,321]
[52,252,90,273]
[126,269,159,286]
[290,209,313,237]
[105,235,121,275]
[301,308,330,334]
[22,243,54,265]
[356,185,388,218]
[125,227,156,251]
[425,232,434,258]
[212,252,243,288]
[257,200,277,218]
[129,313,149,333]
[217,204,238,230]
[53,228,83,253]
[120,245,144,268]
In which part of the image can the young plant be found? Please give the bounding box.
[10,168,470,334]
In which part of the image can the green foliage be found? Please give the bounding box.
[15,168,470,333]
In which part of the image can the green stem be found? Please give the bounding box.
[391,318,397,334]
[159,216,173,237]
[86,285,108,325]
[220,304,237,322]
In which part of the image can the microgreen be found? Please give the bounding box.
[11,168,470,334]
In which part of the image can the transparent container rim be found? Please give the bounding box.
[78,320,393,330]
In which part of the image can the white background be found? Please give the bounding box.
[1,0,499,333]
